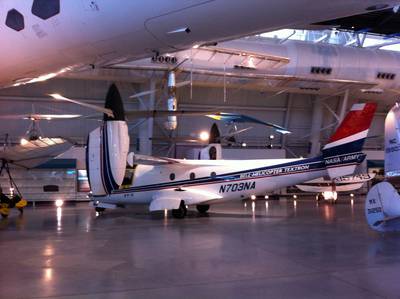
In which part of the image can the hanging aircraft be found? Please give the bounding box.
[0,0,396,89]
[84,84,376,218]
[365,103,400,232]
[104,37,400,101]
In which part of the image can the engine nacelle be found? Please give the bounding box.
[87,121,129,195]
[199,144,222,160]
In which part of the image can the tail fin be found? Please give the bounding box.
[322,103,376,178]
[366,182,400,232]
[87,84,129,196]
[384,104,400,177]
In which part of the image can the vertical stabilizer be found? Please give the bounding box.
[322,103,376,179]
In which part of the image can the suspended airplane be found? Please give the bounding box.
[48,93,291,135]
[105,35,400,103]
[84,84,376,218]
[365,103,400,232]
[0,0,395,89]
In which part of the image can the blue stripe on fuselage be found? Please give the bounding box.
[113,156,326,194]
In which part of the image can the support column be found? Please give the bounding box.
[138,79,155,155]
[337,89,349,126]
[309,97,323,157]
[282,93,293,148]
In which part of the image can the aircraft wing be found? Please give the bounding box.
[193,45,290,69]
[128,153,181,166]
[296,182,364,193]
[149,188,222,211]
[0,138,72,168]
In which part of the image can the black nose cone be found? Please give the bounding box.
[104,84,125,121]
[209,123,221,144]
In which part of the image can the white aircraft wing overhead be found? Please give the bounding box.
[149,188,222,211]
[0,138,72,169]
[192,46,290,69]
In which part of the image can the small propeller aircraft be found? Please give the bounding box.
[296,173,375,203]
[84,84,376,218]
[0,114,74,217]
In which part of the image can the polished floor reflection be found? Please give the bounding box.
[0,198,399,298]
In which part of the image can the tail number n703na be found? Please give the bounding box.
[219,182,256,193]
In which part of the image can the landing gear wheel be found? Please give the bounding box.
[172,201,187,219]
[95,207,106,213]
[196,204,210,214]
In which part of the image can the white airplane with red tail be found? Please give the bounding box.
[87,85,376,218]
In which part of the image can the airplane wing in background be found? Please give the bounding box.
[0,138,72,169]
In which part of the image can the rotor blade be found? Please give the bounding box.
[0,114,81,120]
[49,94,114,118]
[225,127,253,137]
[175,80,191,88]
[125,110,219,120]
[0,114,29,119]
[129,89,159,99]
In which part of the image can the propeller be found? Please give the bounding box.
[49,93,114,118]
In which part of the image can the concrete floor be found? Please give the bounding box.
[0,198,400,299]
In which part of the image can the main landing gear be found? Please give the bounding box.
[95,207,106,213]
[172,200,187,219]
[196,204,210,214]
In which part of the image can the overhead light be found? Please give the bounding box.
[55,199,64,207]
[193,44,200,49]
[241,142,247,147]
[251,195,256,200]
[199,131,210,141]
[269,134,275,140]
[264,195,269,199]
[20,138,28,145]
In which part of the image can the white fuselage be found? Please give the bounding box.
[96,157,328,205]
[0,0,396,88]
